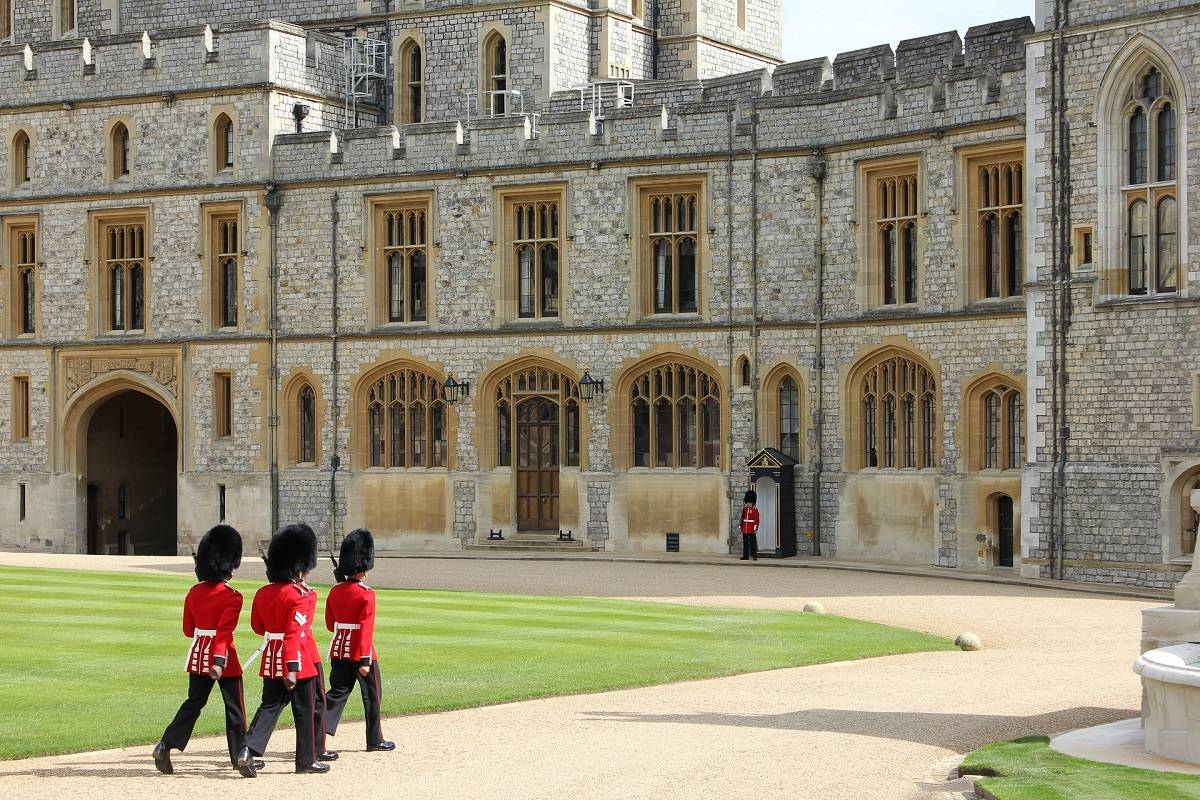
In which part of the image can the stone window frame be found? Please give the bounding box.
[611,350,726,472]
[365,191,436,330]
[480,26,511,117]
[284,371,322,468]
[1073,225,1094,271]
[0,0,11,44]
[200,201,243,333]
[843,343,941,472]
[351,359,456,472]
[630,174,710,321]
[493,183,570,324]
[857,155,924,310]
[1095,36,1190,300]
[961,370,1025,473]
[209,108,238,178]
[105,117,135,184]
[957,142,1025,304]
[213,371,233,440]
[631,0,645,22]
[396,34,426,125]
[11,375,30,441]
[54,0,77,39]
[88,207,152,337]
[735,354,750,389]
[1160,457,1200,564]
[736,0,746,30]
[9,128,31,190]
[760,362,805,464]
[3,214,39,338]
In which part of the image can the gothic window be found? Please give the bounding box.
[778,375,800,461]
[400,40,424,124]
[736,355,750,387]
[111,123,130,179]
[207,210,240,329]
[966,377,1023,471]
[1122,65,1179,295]
[627,358,721,469]
[11,130,30,188]
[871,168,919,306]
[363,366,447,468]
[101,217,148,332]
[214,114,234,171]
[492,365,581,468]
[9,223,36,336]
[483,32,509,116]
[511,198,560,319]
[643,186,701,315]
[974,157,1024,299]
[58,0,75,36]
[293,382,317,465]
[854,352,936,470]
[1,1,11,42]
[375,200,429,324]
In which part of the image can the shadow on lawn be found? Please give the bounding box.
[582,706,1136,752]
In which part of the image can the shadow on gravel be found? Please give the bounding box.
[582,706,1135,752]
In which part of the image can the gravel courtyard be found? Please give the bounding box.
[0,553,1152,799]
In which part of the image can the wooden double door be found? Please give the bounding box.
[516,397,559,531]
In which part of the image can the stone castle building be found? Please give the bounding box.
[0,0,1197,589]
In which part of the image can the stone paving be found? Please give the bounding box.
[0,553,1154,799]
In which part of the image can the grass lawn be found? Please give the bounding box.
[0,565,953,760]
[961,736,1200,799]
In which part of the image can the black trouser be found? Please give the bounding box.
[161,674,248,767]
[313,661,328,755]
[324,658,385,747]
[244,676,320,767]
[742,533,758,560]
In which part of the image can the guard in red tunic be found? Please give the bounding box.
[298,568,337,764]
[237,523,331,777]
[154,524,255,775]
[324,529,395,752]
[739,490,761,561]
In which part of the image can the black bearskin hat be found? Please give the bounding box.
[744,490,757,505]
[335,528,375,582]
[266,523,318,583]
[195,524,243,582]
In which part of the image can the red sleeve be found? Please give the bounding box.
[752,508,761,532]
[325,589,335,633]
[212,590,242,663]
[356,589,376,662]
[182,588,196,638]
[250,590,265,636]
[283,592,304,671]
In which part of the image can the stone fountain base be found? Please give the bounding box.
[1135,643,1200,764]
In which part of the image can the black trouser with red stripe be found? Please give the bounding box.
[741,533,759,560]
[244,676,320,767]
[161,674,248,767]
[324,658,384,748]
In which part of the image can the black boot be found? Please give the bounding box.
[318,750,339,761]
[296,761,331,774]
[367,741,396,752]
[152,741,173,775]
[236,747,258,778]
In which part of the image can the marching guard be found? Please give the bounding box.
[324,529,395,752]
[153,524,255,775]
[238,523,331,777]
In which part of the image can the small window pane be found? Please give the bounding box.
[1158,104,1177,182]
[632,399,650,467]
[540,244,559,318]
[654,398,673,467]
[1157,197,1178,293]
[1129,108,1148,185]
[409,250,427,321]
[1128,200,1148,295]
[678,237,697,313]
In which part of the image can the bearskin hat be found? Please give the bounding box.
[266,523,319,583]
[335,528,375,582]
[194,524,243,582]
[744,490,757,505]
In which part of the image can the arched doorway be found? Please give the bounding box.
[517,396,560,530]
[994,494,1015,568]
[84,390,177,554]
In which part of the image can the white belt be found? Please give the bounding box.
[241,631,285,671]
[184,628,218,669]
[328,622,361,659]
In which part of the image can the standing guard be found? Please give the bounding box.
[324,529,395,752]
[153,524,255,775]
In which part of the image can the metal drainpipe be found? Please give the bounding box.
[651,2,659,80]
[329,192,341,551]
[810,152,826,557]
[725,107,736,554]
[264,183,283,536]
[749,98,760,451]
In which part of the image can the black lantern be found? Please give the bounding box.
[579,371,605,402]
[443,374,470,405]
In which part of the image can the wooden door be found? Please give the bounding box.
[516,397,559,530]
[996,495,1014,568]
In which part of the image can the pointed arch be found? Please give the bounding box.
[10,128,30,188]
[844,343,940,471]
[351,359,452,471]
[214,113,234,171]
[761,362,805,463]
[476,353,585,471]
[480,26,511,116]
[397,36,425,124]
[961,370,1025,472]
[106,118,133,180]
[284,371,321,466]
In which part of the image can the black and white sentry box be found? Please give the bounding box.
[745,448,798,558]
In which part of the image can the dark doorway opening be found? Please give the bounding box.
[85,390,177,555]
[996,495,1014,568]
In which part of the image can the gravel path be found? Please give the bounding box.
[0,553,1153,799]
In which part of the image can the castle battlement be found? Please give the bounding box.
[0,20,346,110]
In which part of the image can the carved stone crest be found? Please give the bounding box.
[64,355,178,399]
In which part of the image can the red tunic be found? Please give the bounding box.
[298,580,322,669]
[182,580,243,677]
[324,579,377,663]
[740,505,761,535]
[249,581,316,680]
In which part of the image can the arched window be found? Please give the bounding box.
[736,356,750,387]
[376,202,429,324]
[973,157,1024,299]
[965,376,1023,471]
[1181,473,1200,558]
[512,199,559,319]
[111,122,130,179]
[491,365,581,469]
[362,366,447,469]
[12,130,29,187]
[853,351,937,470]
[292,382,317,465]
[399,40,424,124]
[483,32,509,116]
[778,375,800,460]
[627,358,721,469]
[1121,64,1180,295]
[214,114,234,171]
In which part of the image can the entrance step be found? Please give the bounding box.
[465,531,589,552]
